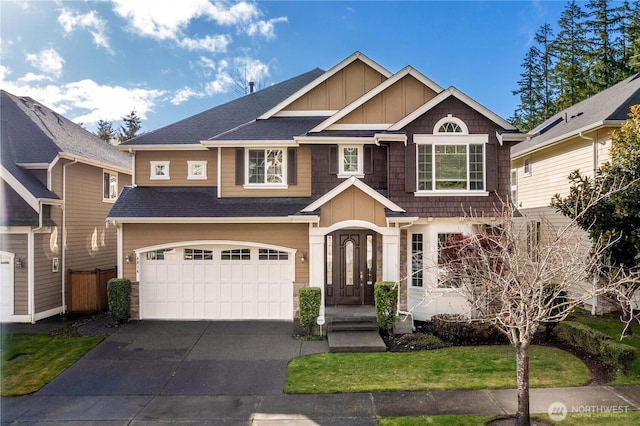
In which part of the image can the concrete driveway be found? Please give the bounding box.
[39,320,328,397]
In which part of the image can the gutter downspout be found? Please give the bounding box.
[28,201,45,323]
[579,131,598,315]
[62,158,78,314]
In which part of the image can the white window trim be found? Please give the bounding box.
[243,147,288,189]
[414,134,489,196]
[523,158,532,177]
[433,115,469,134]
[187,160,207,180]
[510,168,518,206]
[150,161,170,180]
[337,145,364,178]
[102,169,118,203]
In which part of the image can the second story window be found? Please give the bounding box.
[414,116,487,194]
[338,145,363,177]
[247,148,285,185]
[188,161,207,180]
[150,161,170,180]
[103,170,118,201]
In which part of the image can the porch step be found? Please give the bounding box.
[327,331,387,353]
[328,317,378,333]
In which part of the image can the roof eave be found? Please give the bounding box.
[107,215,320,224]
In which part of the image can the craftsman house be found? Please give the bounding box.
[1,90,132,323]
[109,52,522,322]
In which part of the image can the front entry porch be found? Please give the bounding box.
[325,305,386,352]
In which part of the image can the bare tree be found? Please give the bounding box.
[416,201,639,426]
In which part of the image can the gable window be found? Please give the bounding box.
[338,145,364,177]
[150,161,170,180]
[246,148,286,186]
[103,170,118,201]
[188,161,207,180]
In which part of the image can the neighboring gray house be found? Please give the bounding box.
[1,90,132,323]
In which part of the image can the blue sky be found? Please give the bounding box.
[1,0,576,134]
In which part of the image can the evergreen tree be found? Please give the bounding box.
[95,119,115,144]
[511,24,556,132]
[118,110,142,142]
[585,0,625,92]
[618,0,640,73]
[551,1,590,110]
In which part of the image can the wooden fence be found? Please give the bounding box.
[67,267,117,313]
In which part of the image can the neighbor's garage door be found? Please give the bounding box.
[139,246,293,320]
[1,253,14,322]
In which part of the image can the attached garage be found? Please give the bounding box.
[1,252,15,322]
[138,244,294,320]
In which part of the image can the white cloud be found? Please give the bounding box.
[58,8,113,53]
[246,17,287,40]
[112,0,283,49]
[203,55,270,95]
[17,72,54,83]
[171,86,204,105]
[178,34,231,52]
[25,48,64,78]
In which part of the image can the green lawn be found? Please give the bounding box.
[285,345,590,394]
[567,309,640,385]
[380,411,640,425]
[1,333,103,396]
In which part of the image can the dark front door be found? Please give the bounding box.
[325,230,376,305]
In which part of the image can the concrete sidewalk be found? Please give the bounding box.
[2,315,640,424]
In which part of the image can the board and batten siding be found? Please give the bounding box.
[0,234,29,315]
[285,59,386,112]
[121,222,310,285]
[514,130,612,210]
[220,146,312,197]
[135,150,218,187]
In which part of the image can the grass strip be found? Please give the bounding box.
[1,333,103,396]
[286,345,589,394]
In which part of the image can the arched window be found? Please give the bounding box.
[433,115,469,135]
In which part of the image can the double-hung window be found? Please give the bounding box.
[246,148,286,186]
[415,116,487,194]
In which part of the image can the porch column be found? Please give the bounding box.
[308,232,325,315]
[381,229,401,283]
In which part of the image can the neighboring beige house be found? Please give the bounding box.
[510,74,640,311]
[109,52,523,323]
[0,90,132,323]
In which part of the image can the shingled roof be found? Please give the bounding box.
[121,68,325,146]
[108,186,313,219]
[512,73,640,158]
[1,90,132,204]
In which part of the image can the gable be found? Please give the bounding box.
[319,185,388,228]
[337,74,439,126]
[283,59,387,113]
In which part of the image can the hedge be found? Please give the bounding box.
[107,278,131,323]
[299,287,321,336]
[553,321,637,371]
[374,281,398,334]
[428,314,509,346]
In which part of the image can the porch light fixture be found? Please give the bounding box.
[300,252,307,263]
[125,254,132,263]
[15,258,24,269]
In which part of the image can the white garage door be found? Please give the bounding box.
[1,253,15,322]
[139,246,294,320]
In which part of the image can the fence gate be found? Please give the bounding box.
[67,268,116,313]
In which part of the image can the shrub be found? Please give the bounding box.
[299,287,321,336]
[542,283,568,334]
[428,314,509,346]
[375,281,398,334]
[553,321,637,371]
[396,333,449,350]
[107,278,131,323]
